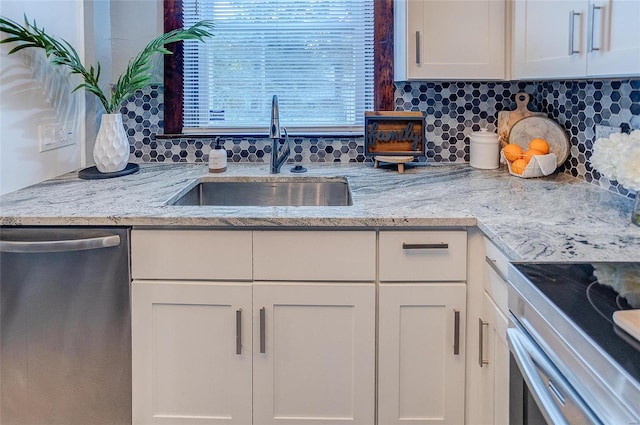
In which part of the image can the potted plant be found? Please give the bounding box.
[0,15,213,174]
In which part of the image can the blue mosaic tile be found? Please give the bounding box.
[121,79,639,198]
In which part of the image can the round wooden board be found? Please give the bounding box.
[508,116,570,167]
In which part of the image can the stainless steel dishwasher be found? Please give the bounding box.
[0,227,131,425]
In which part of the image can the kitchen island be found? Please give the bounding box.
[1,162,638,262]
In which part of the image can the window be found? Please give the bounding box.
[163,0,393,135]
[180,0,374,134]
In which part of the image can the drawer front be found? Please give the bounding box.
[253,230,376,281]
[131,230,252,280]
[483,237,510,315]
[379,231,467,282]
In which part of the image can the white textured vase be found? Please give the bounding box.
[93,113,129,173]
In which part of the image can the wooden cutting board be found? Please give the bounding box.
[498,92,545,148]
[613,310,640,343]
[508,116,570,167]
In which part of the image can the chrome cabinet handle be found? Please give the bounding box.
[589,4,603,52]
[485,256,508,282]
[453,310,461,355]
[259,307,266,354]
[402,243,448,250]
[479,318,489,367]
[236,309,242,355]
[415,31,421,64]
[0,234,120,253]
[568,10,581,55]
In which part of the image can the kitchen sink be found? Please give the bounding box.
[170,177,352,207]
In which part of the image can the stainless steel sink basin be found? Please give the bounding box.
[170,177,352,206]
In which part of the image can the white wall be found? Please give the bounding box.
[83,0,112,166]
[110,0,163,85]
[0,0,163,195]
[0,0,86,195]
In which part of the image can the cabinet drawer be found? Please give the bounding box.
[253,231,376,281]
[483,237,510,315]
[379,231,467,281]
[131,230,252,280]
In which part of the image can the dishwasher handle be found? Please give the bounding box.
[507,327,602,425]
[0,234,121,253]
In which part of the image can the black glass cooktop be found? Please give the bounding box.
[514,262,640,385]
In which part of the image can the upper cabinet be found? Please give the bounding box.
[512,0,640,79]
[394,0,506,81]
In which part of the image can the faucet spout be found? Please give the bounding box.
[269,95,290,173]
[269,95,281,139]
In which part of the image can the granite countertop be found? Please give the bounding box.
[1,162,639,262]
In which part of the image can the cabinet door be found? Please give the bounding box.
[253,283,375,425]
[132,281,252,425]
[378,284,466,425]
[512,0,587,79]
[396,0,505,80]
[478,292,509,425]
[587,0,640,76]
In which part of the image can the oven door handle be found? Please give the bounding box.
[507,327,602,425]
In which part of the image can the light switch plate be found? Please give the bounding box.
[39,122,75,152]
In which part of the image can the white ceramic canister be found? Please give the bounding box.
[469,128,499,169]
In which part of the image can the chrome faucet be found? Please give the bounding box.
[269,95,290,173]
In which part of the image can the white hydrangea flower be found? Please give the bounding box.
[590,130,640,189]
[591,134,625,180]
[617,142,640,191]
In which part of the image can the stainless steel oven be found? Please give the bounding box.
[508,317,601,424]
[507,262,640,425]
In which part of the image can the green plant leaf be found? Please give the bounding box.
[0,15,214,114]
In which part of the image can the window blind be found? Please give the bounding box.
[182,0,374,133]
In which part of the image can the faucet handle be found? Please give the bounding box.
[281,127,290,153]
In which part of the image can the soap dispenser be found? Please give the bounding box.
[208,138,227,173]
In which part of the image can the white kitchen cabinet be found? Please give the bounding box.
[378,283,467,425]
[379,230,467,282]
[478,292,509,425]
[253,230,376,282]
[378,230,468,425]
[512,0,640,79]
[252,231,376,425]
[253,282,375,425]
[131,229,376,425]
[465,229,510,425]
[131,229,253,281]
[395,0,506,80]
[132,281,253,425]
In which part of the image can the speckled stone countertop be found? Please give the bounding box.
[1,162,639,262]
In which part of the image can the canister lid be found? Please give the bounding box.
[469,128,498,144]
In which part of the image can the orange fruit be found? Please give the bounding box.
[529,138,549,154]
[522,149,544,165]
[503,143,523,162]
[511,158,527,175]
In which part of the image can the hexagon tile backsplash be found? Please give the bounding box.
[121,79,639,198]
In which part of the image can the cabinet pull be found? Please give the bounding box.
[402,243,448,250]
[236,309,242,355]
[415,31,421,64]
[453,310,461,355]
[589,4,602,52]
[259,307,266,354]
[485,256,508,282]
[479,318,489,367]
[568,10,581,55]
